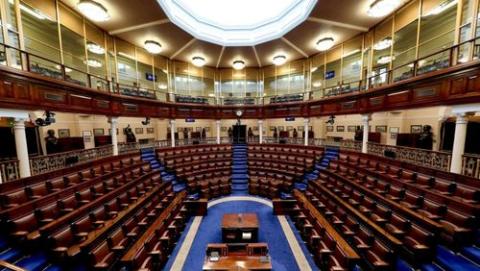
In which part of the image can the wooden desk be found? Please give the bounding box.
[203,243,272,271]
[222,213,259,243]
[202,255,272,270]
[184,198,208,216]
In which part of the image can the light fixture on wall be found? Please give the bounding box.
[77,0,110,22]
[326,115,335,125]
[272,55,287,66]
[141,117,151,125]
[232,60,245,70]
[144,40,162,54]
[87,42,105,55]
[86,59,102,68]
[316,37,334,51]
[367,0,400,17]
[192,56,206,67]
[35,111,56,126]
[373,37,392,50]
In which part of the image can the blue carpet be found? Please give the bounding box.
[163,199,318,271]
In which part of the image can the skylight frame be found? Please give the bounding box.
[158,0,317,46]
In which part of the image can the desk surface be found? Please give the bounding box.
[222,213,258,229]
[202,255,272,270]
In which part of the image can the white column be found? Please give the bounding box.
[361,114,370,154]
[170,119,176,147]
[258,119,264,144]
[14,118,31,178]
[450,113,468,174]
[304,118,309,146]
[109,117,118,156]
[216,120,221,144]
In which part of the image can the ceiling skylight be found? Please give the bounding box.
[158,0,317,46]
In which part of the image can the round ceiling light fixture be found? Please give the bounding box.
[377,55,393,64]
[192,56,206,67]
[273,55,287,66]
[316,37,335,51]
[87,42,105,55]
[77,0,110,22]
[232,60,245,70]
[367,0,400,17]
[373,38,392,51]
[86,59,103,68]
[144,40,162,54]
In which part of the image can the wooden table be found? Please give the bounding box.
[203,243,272,271]
[222,213,259,243]
[202,255,272,270]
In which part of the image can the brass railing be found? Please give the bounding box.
[462,153,480,179]
[0,145,113,182]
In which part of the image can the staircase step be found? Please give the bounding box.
[421,264,446,271]
[15,253,48,271]
[0,248,21,262]
[232,179,248,184]
[462,246,480,266]
[436,246,480,271]
[232,184,249,190]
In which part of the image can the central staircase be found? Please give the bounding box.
[231,144,249,194]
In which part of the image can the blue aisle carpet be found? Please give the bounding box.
[163,199,318,271]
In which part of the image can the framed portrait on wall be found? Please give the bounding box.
[286,126,294,131]
[58,129,70,138]
[253,126,259,131]
[375,126,387,133]
[269,126,275,131]
[108,128,119,135]
[204,127,210,132]
[347,126,357,132]
[326,126,334,132]
[278,126,285,131]
[297,126,304,132]
[196,127,202,132]
[146,128,154,134]
[336,126,345,132]
[389,127,399,134]
[135,128,144,134]
[93,128,104,136]
[411,125,422,134]
[221,127,227,132]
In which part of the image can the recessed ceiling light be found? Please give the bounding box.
[232,60,245,70]
[273,55,287,66]
[87,42,105,55]
[373,38,392,50]
[77,0,110,22]
[367,0,400,17]
[86,59,103,68]
[424,0,458,16]
[316,37,334,51]
[192,56,206,67]
[377,55,393,64]
[144,40,162,54]
[54,65,72,73]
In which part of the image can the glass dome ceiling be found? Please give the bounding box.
[158,0,317,46]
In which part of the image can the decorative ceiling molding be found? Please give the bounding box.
[216,46,226,68]
[108,19,171,35]
[252,46,262,67]
[307,16,369,32]
[170,38,197,59]
[281,37,308,58]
